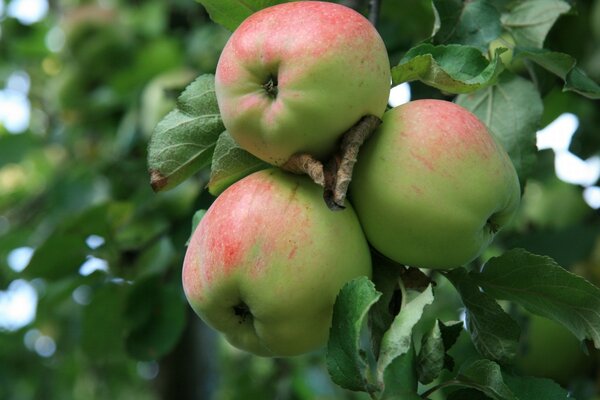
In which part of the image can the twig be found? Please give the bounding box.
[368,0,382,27]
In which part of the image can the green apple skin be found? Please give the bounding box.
[182,169,372,357]
[350,100,521,269]
[215,1,391,166]
[516,314,592,385]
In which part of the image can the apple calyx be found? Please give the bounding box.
[233,302,252,324]
[263,74,278,98]
[281,114,381,211]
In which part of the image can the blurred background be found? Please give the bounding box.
[0,0,599,399]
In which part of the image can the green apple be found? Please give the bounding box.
[215,1,391,166]
[488,32,525,72]
[516,314,592,385]
[182,169,372,356]
[350,100,521,269]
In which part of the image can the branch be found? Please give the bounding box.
[368,0,382,27]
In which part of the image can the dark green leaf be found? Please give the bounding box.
[456,72,543,183]
[208,131,269,196]
[327,276,381,393]
[501,0,571,48]
[445,268,520,363]
[456,359,517,400]
[473,248,600,349]
[369,258,405,358]
[377,285,434,384]
[432,0,502,50]
[24,235,88,280]
[417,320,444,384]
[196,0,287,31]
[447,388,493,400]
[503,374,570,400]
[392,44,504,93]
[440,320,464,371]
[82,282,128,360]
[147,74,224,192]
[124,276,187,361]
[514,48,600,99]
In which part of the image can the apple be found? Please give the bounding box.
[350,100,521,269]
[516,314,592,385]
[215,1,391,166]
[182,169,372,356]
[488,32,524,72]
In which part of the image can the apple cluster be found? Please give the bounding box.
[182,1,521,357]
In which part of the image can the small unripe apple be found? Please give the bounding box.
[516,314,593,385]
[215,1,391,166]
[350,100,521,269]
[183,169,372,356]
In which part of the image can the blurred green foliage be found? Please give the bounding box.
[0,0,599,399]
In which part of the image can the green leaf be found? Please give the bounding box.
[147,74,224,192]
[326,276,381,393]
[124,276,187,361]
[447,389,492,400]
[369,258,405,358]
[417,320,444,384]
[24,235,88,280]
[455,359,517,400]
[432,0,502,50]
[186,209,207,246]
[503,374,570,400]
[392,44,504,93]
[514,48,600,99]
[444,268,520,363]
[473,248,600,349]
[82,282,128,360]
[440,320,464,371]
[381,347,421,400]
[376,285,434,384]
[456,72,543,183]
[208,131,270,196]
[196,0,287,31]
[501,0,571,48]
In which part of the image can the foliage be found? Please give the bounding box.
[1,0,600,399]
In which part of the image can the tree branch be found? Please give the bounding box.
[368,0,382,27]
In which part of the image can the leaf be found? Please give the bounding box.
[381,347,421,400]
[432,0,502,50]
[444,268,520,363]
[82,282,128,360]
[392,44,504,93]
[417,321,444,384]
[24,235,88,280]
[196,0,287,31]
[473,248,600,349]
[147,74,224,192]
[439,320,464,372]
[124,276,187,361]
[326,276,381,393]
[503,374,570,400]
[186,209,207,246]
[501,0,571,48]
[455,359,517,400]
[447,389,492,400]
[376,285,434,383]
[514,48,600,99]
[368,258,405,358]
[456,72,543,183]
[208,131,269,196]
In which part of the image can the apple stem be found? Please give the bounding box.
[326,115,381,209]
[281,153,325,187]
